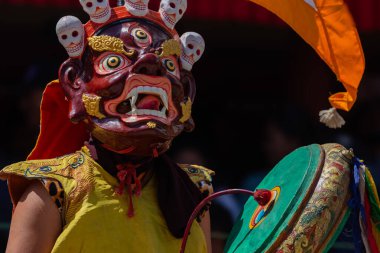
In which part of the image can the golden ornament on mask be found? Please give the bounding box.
[82,94,106,119]
[88,35,135,57]
[147,122,157,129]
[160,39,182,57]
[179,98,192,123]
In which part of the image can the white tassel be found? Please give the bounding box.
[319,107,346,129]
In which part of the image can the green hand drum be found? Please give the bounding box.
[225,144,353,253]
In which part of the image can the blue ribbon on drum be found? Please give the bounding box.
[348,157,366,253]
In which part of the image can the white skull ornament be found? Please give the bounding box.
[80,0,111,24]
[124,0,150,16]
[56,16,85,58]
[159,0,187,29]
[180,32,205,71]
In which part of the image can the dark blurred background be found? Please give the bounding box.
[1,0,380,252]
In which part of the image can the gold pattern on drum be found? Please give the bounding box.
[276,144,352,253]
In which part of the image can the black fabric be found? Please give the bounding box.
[155,154,204,238]
[93,139,153,177]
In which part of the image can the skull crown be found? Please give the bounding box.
[79,0,112,24]
[56,16,85,58]
[124,0,150,17]
[56,0,204,71]
[159,0,188,30]
[180,32,205,71]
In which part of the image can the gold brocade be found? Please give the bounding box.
[0,149,210,253]
[0,148,94,223]
[88,35,135,57]
[179,164,215,184]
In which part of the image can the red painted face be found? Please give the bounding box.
[59,20,196,157]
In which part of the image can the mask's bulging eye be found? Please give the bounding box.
[96,53,130,74]
[131,28,152,47]
[164,59,176,72]
[136,30,148,40]
[106,56,121,68]
[162,57,179,78]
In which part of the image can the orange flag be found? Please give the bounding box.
[247,0,365,113]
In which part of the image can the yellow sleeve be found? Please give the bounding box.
[0,152,83,215]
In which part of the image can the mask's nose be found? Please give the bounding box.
[132,53,166,76]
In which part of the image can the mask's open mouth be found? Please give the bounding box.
[116,86,169,118]
[103,74,178,125]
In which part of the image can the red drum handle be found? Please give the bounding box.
[180,189,256,253]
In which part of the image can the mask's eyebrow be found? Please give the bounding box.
[88,35,135,57]
[156,39,182,58]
